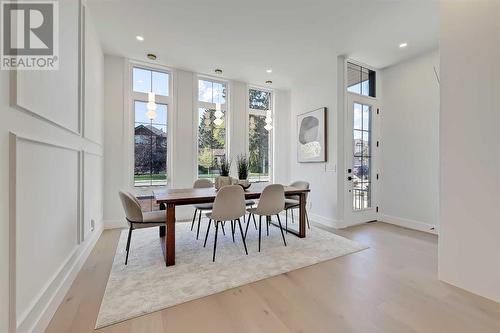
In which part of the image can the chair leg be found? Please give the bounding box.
[245,214,251,238]
[204,219,212,247]
[125,226,133,265]
[196,209,202,239]
[252,214,257,230]
[258,215,262,252]
[213,221,219,262]
[191,209,197,231]
[266,216,269,236]
[276,214,287,246]
[237,218,248,255]
[291,209,295,224]
[305,209,310,229]
[285,209,288,234]
[231,220,235,242]
[221,221,226,236]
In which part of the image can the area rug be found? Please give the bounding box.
[96,219,367,328]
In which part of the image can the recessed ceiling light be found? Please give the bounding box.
[147,53,157,60]
[265,80,272,85]
[399,42,408,48]
[214,69,223,75]
[266,69,272,73]
[136,35,144,41]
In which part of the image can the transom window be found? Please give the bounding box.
[248,88,272,182]
[197,78,228,180]
[132,66,170,186]
[347,62,376,97]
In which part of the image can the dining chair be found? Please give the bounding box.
[191,179,214,239]
[203,185,248,262]
[118,191,166,265]
[285,180,310,232]
[245,184,286,252]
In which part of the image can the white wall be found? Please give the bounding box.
[289,61,342,227]
[0,2,104,332]
[103,56,291,228]
[379,50,440,233]
[439,0,500,303]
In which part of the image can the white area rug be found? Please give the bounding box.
[96,219,367,328]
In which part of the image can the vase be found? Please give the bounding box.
[238,179,251,190]
[214,176,237,190]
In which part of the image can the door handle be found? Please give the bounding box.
[347,176,352,181]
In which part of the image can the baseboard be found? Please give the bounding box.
[104,219,127,230]
[30,222,104,333]
[378,214,438,235]
[278,211,342,229]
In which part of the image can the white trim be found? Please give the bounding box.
[378,214,438,235]
[104,219,127,230]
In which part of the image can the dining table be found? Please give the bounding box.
[154,183,310,266]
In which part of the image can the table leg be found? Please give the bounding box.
[159,203,166,237]
[166,204,176,266]
[298,192,306,238]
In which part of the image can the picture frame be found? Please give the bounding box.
[297,107,327,162]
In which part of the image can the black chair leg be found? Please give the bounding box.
[204,219,212,247]
[291,209,295,224]
[125,226,133,265]
[266,216,269,236]
[305,209,310,229]
[191,209,197,231]
[237,218,248,255]
[196,209,202,239]
[285,209,288,234]
[231,220,235,242]
[252,214,257,229]
[277,214,287,246]
[245,214,251,238]
[213,221,219,262]
[258,215,262,252]
[221,221,226,236]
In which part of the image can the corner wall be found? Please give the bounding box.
[379,50,440,233]
[0,1,105,332]
[439,0,500,302]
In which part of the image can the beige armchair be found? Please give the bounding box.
[191,179,214,239]
[119,191,166,265]
[285,180,310,231]
[245,184,287,252]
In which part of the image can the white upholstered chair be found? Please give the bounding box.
[119,191,166,265]
[245,184,286,252]
[203,185,248,261]
[285,180,310,231]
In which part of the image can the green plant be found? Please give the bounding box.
[237,154,249,180]
[218,156,231,177]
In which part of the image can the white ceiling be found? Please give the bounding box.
[87,0,439,89]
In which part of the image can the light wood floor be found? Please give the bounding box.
[44,222,500,333]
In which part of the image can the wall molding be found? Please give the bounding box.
[378,214,438,235]
[8,132,84,333]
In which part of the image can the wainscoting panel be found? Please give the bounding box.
[14,0,81,134]
[11,134,80,333]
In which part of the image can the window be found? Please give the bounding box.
[352,102,372,210]
[248,88,272,182]
[132,66,170,186]
[347,62,376,97]
[197,78,227,179]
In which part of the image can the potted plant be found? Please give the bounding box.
[214,156,235,190]
[237,154,251,190]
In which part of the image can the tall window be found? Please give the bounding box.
[132,67,170,186]
[347,62,376,97]
[248,88,272,182]
[197,78,227,179]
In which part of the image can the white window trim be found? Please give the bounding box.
[193,75,230,180]
[125,59,175,189]
[246,85,274,183]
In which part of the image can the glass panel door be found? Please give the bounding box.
[353,103,372,210]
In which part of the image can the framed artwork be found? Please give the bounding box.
[297,107,327,162]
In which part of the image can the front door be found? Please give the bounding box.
[344,94,379,225]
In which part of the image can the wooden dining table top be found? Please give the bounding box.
[154,183,310,205]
